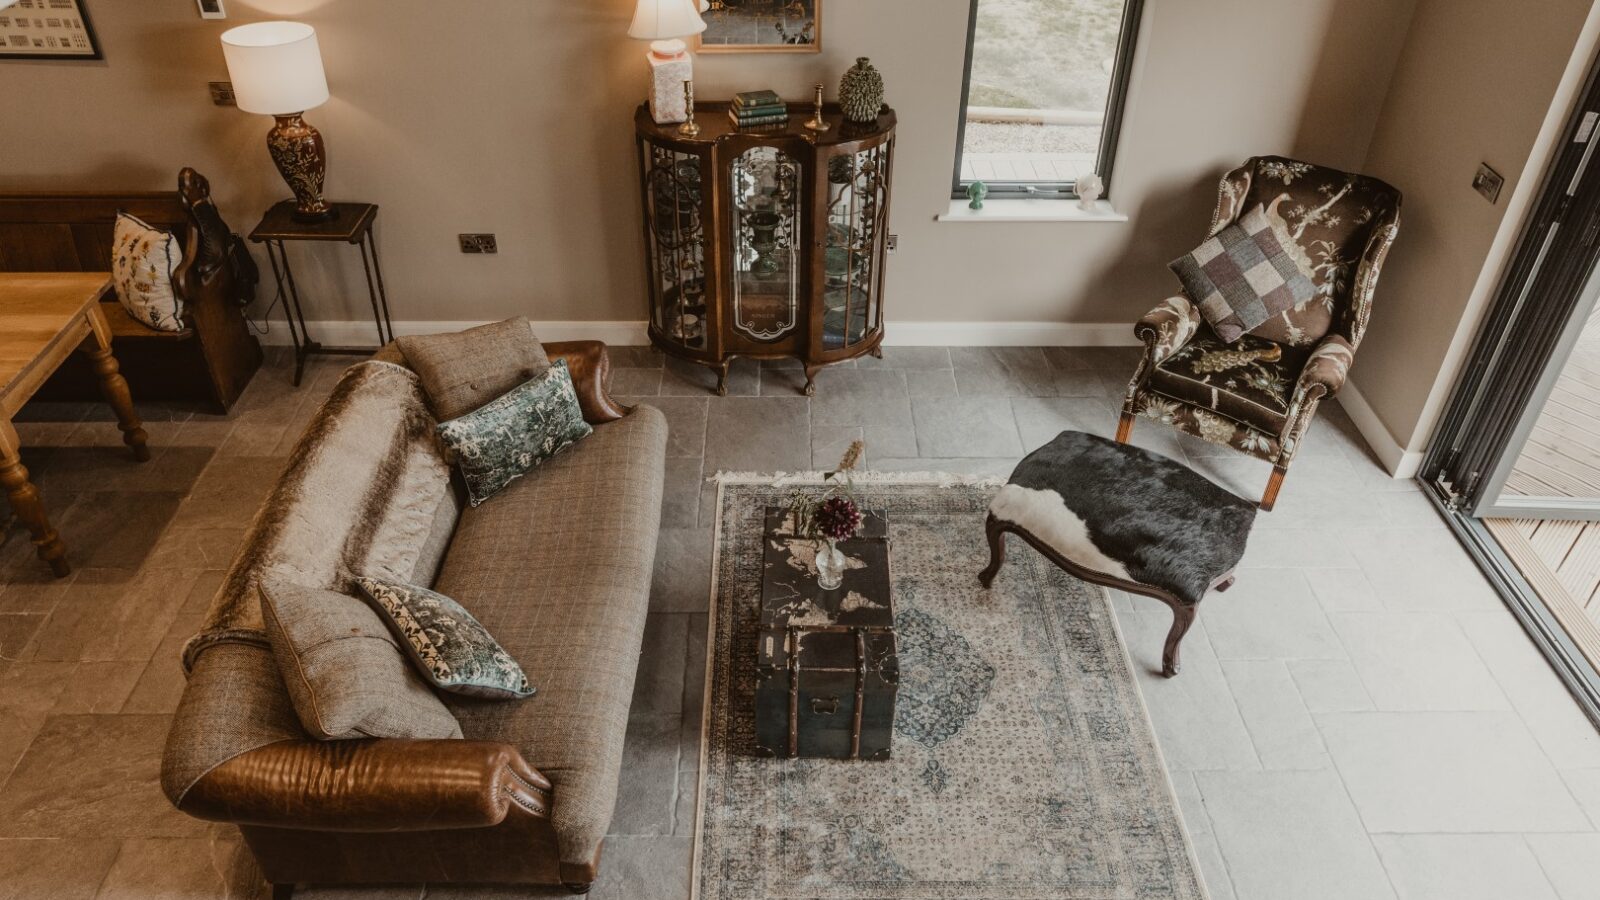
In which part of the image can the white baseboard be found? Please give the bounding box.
[257,319,1139,349]
[1338,381,1424,479]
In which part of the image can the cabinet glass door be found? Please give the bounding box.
[643,143,708,350]
[730,146,802,343]
[823,143,891,351]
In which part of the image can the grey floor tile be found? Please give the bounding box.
[1372,834,1557,900]
[806,369,913,428]
[1457,611,1600,769]
[812,425,864,471]
[1526,833,1600,900]
[622,397,707,459]
[1559,768,1600,830]
[702,397,810,474]
[950,346,1058,397]
[1220,660,1330,770]
[96,835,268,900]
[660,456,705,530]
[1197,769,1396,900]
[611,367,664,397]
[1203,569,1345,661]
[1304,567,1383,613]
[588,835,692,900]
[0,714,206,839]
[1330,612,1509,711]
[855,347,950,369]
[661,356,758,397]
[901,368,959,398]
[0,837,120,900]
[650,529,712,614]
[1287,659,1375,713]
[910,397,1024,458]
[1317,711,1589,833]
[609,716,684,837]
[632,614,689,719]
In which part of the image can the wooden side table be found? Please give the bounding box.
[249,201,393,387]
[1,273,150,577]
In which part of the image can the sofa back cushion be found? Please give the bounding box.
[1209,156,1401,347]
[261,577,464,741]
[184,360,459,666]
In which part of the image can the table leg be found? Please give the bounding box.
[83,305,151,462]
[0,421,69,578]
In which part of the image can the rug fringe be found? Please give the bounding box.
[709,469,1008,488]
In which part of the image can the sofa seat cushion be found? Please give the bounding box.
[1147,326,1309,434]
[431,405,667,866]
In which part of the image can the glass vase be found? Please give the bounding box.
[816,538,846,590]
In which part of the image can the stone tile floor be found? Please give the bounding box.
[3,345,1599,899]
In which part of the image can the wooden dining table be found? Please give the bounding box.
[1,272,150,577]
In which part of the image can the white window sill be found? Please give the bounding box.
[936,198,1128,223]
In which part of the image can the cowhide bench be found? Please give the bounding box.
[978,430,1257,677]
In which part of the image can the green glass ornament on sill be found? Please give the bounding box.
[967,181,988,211]
[839,57,885,124]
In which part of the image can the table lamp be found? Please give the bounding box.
[221,21,336,222]
[629,0,706,125]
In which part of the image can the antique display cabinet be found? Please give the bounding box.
[635,101,897,395]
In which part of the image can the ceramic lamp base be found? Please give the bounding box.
[267,113,337,222]
[646,50,692,125]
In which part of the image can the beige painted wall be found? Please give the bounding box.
[1,0,1414,330]
[1353,0,1595,450]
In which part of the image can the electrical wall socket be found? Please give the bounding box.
[196,0,227,19]
[886,234,898,254]
[1473,163,1504,204]
[459,234,498,254]
[208,82,236,106]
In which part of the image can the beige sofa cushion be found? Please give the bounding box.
[261,578,463,741]
[434,405,667,867]
[397,318,550,421]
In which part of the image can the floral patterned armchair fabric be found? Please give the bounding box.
[1117,156,1401,509]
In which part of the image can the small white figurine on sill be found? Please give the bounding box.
[1076,173,1104,212]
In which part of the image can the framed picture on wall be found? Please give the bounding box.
[696,0,820,54]
[0,0,102,60]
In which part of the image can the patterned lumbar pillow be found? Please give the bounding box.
[111,212,186,332]
[435,359,592,507]
[259,577,464,741]
[355,576,534,700]
[1168,202,1316,343]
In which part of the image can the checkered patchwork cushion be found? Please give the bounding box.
[1168,204,1316,343]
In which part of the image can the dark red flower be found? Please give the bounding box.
[814,495,862,541]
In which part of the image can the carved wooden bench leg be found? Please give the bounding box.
[1162,603,1198,678]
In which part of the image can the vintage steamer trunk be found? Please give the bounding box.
[755,508,897,760]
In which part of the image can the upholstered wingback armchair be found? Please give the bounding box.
[1116,156,1401,510]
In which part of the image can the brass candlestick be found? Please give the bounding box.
[678,80,701,138]
[803,83,830,133]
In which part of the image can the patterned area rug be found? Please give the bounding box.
[693,477,1206,900]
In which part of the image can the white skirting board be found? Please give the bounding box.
[255,319,1142,348]
[1337,380,1424,479]
[259,318,1415,476]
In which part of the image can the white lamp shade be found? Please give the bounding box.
[628,0,706,41]
[220,21,329,116]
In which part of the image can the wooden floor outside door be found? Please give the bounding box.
[1,273,149,577]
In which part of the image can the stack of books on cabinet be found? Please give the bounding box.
[730,91,789,128]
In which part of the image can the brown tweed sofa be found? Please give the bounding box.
[159,340,667,897]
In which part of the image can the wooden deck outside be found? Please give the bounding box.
[1504,308,1600,499]
[1487,518,1600,672]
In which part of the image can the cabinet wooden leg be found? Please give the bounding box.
[803,365,822,397]
[0,422,69,578]
[83,341,149,462]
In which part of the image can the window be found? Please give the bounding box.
[952,0,1144,200]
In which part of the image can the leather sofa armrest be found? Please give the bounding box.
[178,739,552,833]
[542,340,630,425]
[1135,295,1202,365]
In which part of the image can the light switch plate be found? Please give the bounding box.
[196,0,226,19]
[1473,163,1504,204]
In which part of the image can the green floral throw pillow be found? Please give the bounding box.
[436,359,592,506]
[355,576,534,700]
